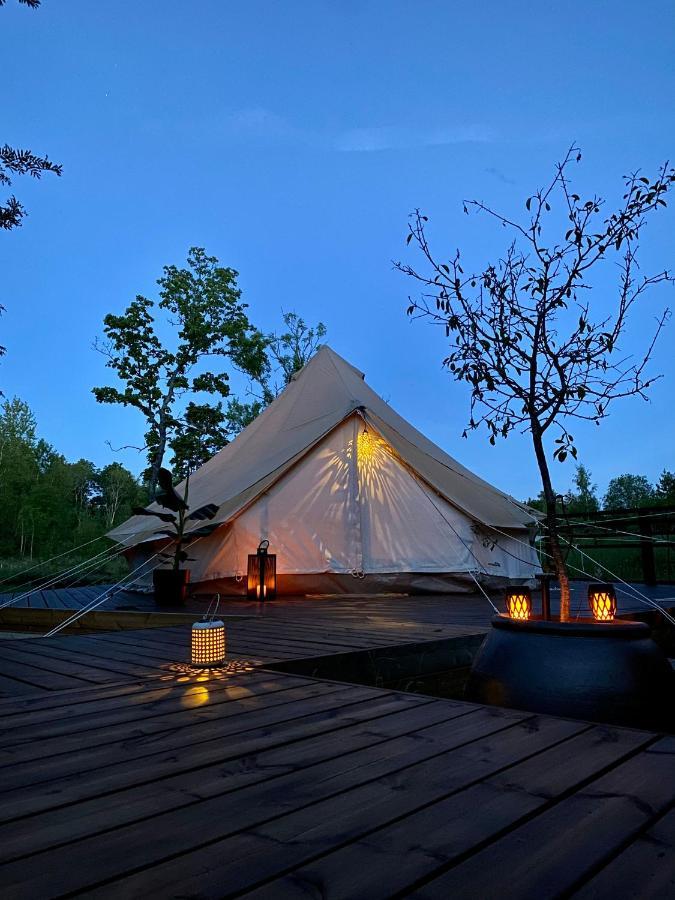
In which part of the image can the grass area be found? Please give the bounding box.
[0,553,129,592]
[561,544,675,583]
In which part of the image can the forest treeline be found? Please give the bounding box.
[525,464,675,515]
[3,390,675,574]
[0,397,146,566]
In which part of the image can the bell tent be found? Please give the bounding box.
[108,347,540,595]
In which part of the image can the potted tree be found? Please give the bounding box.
[399,147,675,729]
[133,468,217,606]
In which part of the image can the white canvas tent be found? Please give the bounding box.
[109,347,540,595]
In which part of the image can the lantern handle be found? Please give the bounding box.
[257,539,270,554]
[203,592,221,623]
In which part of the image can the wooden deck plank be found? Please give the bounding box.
[0,691,435,826]
[45,631,192,665]
[47,712,582,899]
[62,586,93,608]
[1,635,183,680]
[0,642,116,685]
[409,735,675,900]
[168,719,607,900]
[0,680,355,780]
[0,704,532,896]
[73,622,478,671]
[256,726,655,899]
[0,671,303,745]
[0,652,92,692]
[0,670,46,698]
[28,632,196,671]
[25,589,48,609]
[0,684,398,819]
[574,803,675,899]
[87,621,414,655]
[0,695,462,863]
[0,674,171,715]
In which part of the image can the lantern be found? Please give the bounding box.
[191,620,226,668]
[247,539,277,600]
[358,425,376,463]
[505,587,532,621]
[588,583,617,622]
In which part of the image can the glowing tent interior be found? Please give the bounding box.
[108,347,540,595]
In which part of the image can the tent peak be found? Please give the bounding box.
[292,345,366,382]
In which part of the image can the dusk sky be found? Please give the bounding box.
[3,0,674,501]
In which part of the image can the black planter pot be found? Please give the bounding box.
[465,614,675,731]
[153,569,190,607]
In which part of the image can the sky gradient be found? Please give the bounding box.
[3,0,675,501]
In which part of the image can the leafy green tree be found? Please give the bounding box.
[655,470,675,505]
[399,147,675,619]
[95,463,146,529]
[222,396,267,438]
[0,397,40,554]
[564,464,599,514]
[266,312,327,391]
[169,402,231,479]
[69,459,99,523]
[523,490,547,513]
[225,311,327,435]
[93,248,267,497]
[603,474,654,510]
[0,144,61,233]
[23,453,78,557]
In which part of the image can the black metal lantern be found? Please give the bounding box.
[588,582,617,622]
[505,586,532,621]
[247,540,277,600]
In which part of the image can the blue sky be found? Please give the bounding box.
[2,0,674,500]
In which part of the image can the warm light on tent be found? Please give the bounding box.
[506,587,532,620]
[358,426,377,464]
[247,540,277,600]
[588,583,617,621]
[191,620,226,667]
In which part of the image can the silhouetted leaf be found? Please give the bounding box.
[131,507,176,523]
[155,467,188,512]
[186,502,219,522]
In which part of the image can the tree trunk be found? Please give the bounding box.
[148,427,167,501]
[172,475,189,572]
[531,427,570,620]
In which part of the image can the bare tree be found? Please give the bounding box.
[0,1,42,9]
[397,147,675,619]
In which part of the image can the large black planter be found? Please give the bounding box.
[466,614,674,731]
[153,569,190,607]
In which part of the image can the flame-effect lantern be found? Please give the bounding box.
[191,620,226,668]
[588,583,617,621]
[505,587,532,621]
[247,540,277,600]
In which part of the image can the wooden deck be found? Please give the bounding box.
[0,589,674,897]
[0,595,488,698]
[2,578,673,621]
[0,657,673,898]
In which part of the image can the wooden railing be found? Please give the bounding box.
[550,505,675,585]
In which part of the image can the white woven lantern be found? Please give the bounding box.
[191,620,226,668]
